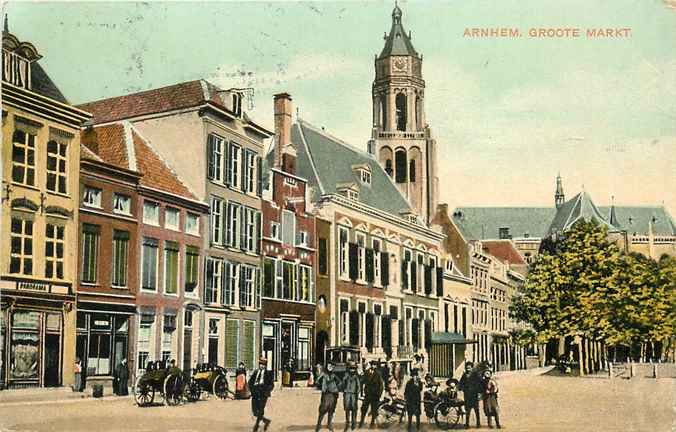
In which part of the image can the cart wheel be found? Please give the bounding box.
[184,378,201,402]
[164,374,183,406]
[434,401,461,430]
[134,377,154,407]
[213,374,229,399]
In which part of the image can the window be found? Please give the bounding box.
[81,225,99,283]
[185,246,199,294]
[112,193,131,215]
[111,231,129,287]
[282,261,296,300]
[340,299,350,344]
[45,224,65,279]
[360,170,371,185]
[263,257,276,298]
[281,210,295,246]
[10,218,33,275]
[227,202,241,248]
[11,130,36,187]
[296,230,309,247]
[241,265,255,308]
[499,227,511,240]
[141,238,158,291]
[137,314,154,371]
[164,241,179,295]
[339,227,349,278]
[186,213,199,236]
[225,262,238,306]
[373,304,382,349]
[229,144,241,189]
[244,207,256,252]
[207,134,223,182]
[243,150,256,193]
[395,92,407,131]
[275,259,283,298]
[165,207,180,231]
[372,238,382,286]
[298,327,310,371]
[402,248,413,291]
[318,238,328,276]
[409,159,416,182]
[356,232,366,282]
[445,258,453,272]
[347,189,359,201]
[270,222,281,241]
[232,93,243,117]
[205,258,223,304]
[299,265,313,302]
[46,140,68,194]
[395,150,407,183]
[83,187,102,208]
[385,159,393,177]
[211,198,224,245]
[143,201,159,226]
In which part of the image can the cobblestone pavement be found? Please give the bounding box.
[0,375,673,432]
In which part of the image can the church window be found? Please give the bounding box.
[395,150,407,183]
[409,159,416,182]
[395,93,407,131]
[385,159,393,177]
[415,96,421,129]
[380,97,386,128]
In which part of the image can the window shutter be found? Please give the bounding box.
[365,313,374,351]
[225,204,232,246]
[240,207,246,251]
[401,259,408,291]
[398,318,405,349]
[348,243,359,281]
[424,265,433,295]
[222,262,230,305]
[411,261,417,292]
[207,135,215,179]
[436,267,444,297]
[205,258,214,303]
[382,316,392,357]
[256,268,262,309]
[380,252,389,287]
[424,319,432,351]
[365,248,374,284]
[256,156,263,197]
[239,265,246,306]
[242,151,250,193]
[223,141,231,186]
[255,211,262,254]
[349,310,359,346]
[411,318,419,350]
[240,148,247,191]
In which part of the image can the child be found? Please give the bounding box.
[482,370,501,429]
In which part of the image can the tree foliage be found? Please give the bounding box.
[510,221,675,349]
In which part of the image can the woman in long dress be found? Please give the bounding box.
[235,362,250,399]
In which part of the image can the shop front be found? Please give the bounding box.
[75,303,134,393]
[261,315,314,382]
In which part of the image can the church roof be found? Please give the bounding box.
[379,5,419,59]
[547,191,615,235]
[598,205,676,236]
[452,207,556,240]
[292,120,413,215]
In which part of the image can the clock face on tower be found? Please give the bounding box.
[393,57,408,72]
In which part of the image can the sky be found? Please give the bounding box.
[4,0,676,217]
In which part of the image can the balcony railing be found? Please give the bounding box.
[377,130,426,140]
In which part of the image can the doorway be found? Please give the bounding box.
[315,331,328,367]
[44,334,60,387]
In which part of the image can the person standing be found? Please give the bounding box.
[249,357,274,432]
[72,357,82,392]
[236,362,250,399]
[404,369,423,432]
[359,361,384,429]
[114,358,129,396]
[315,362,342,432]
[482,370,501,429]
[459,362,481,429]
[341,362,360,431]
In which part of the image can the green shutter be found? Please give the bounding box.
[242,320,255,370]
[225,319,239,368]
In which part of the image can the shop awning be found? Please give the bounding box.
[431,332,477,345]
[77,301,136,315]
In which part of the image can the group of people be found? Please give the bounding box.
[72,357,129,396]
[459,362,501,429]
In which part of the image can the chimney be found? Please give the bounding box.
[274,93,298,175]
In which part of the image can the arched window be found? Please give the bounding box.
[415,96,421,129]
[385,159,393,177]
[409,159,416,182]
[395,149,407,183]
[395,93,407,132]
[380,97,386,129]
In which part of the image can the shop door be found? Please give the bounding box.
[183,329,192,372]
[280,322,293,371]
[44,334,60,387]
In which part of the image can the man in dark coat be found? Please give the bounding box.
[459,362,482,429]
[341,362,360,431]
[114,358,129,396]
[316,362,342,432]
[249,357,274,432]
[359,361,384,428]
[404,368,423,432]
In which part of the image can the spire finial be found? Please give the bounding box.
[392,1,402,23]
[3,14,8,33]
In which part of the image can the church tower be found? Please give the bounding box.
[555,173,565,209]
[368,4,439,224]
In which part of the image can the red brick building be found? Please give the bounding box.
[81,122,209,381]
[260,94,316,379]
[77,144,141,393]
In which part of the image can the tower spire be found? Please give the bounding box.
[555,173,565,209]
[3,14,8,33]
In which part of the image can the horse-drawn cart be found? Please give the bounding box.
[186,363,232,400]
[134,361,187,407]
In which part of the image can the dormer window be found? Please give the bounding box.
[347,189,359,201]
[352,164,372,186]
[338,182,360,202]
[360,170,371,185]
[232,93,242,117]
[445,258,453,272]
[2,49,31,89]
